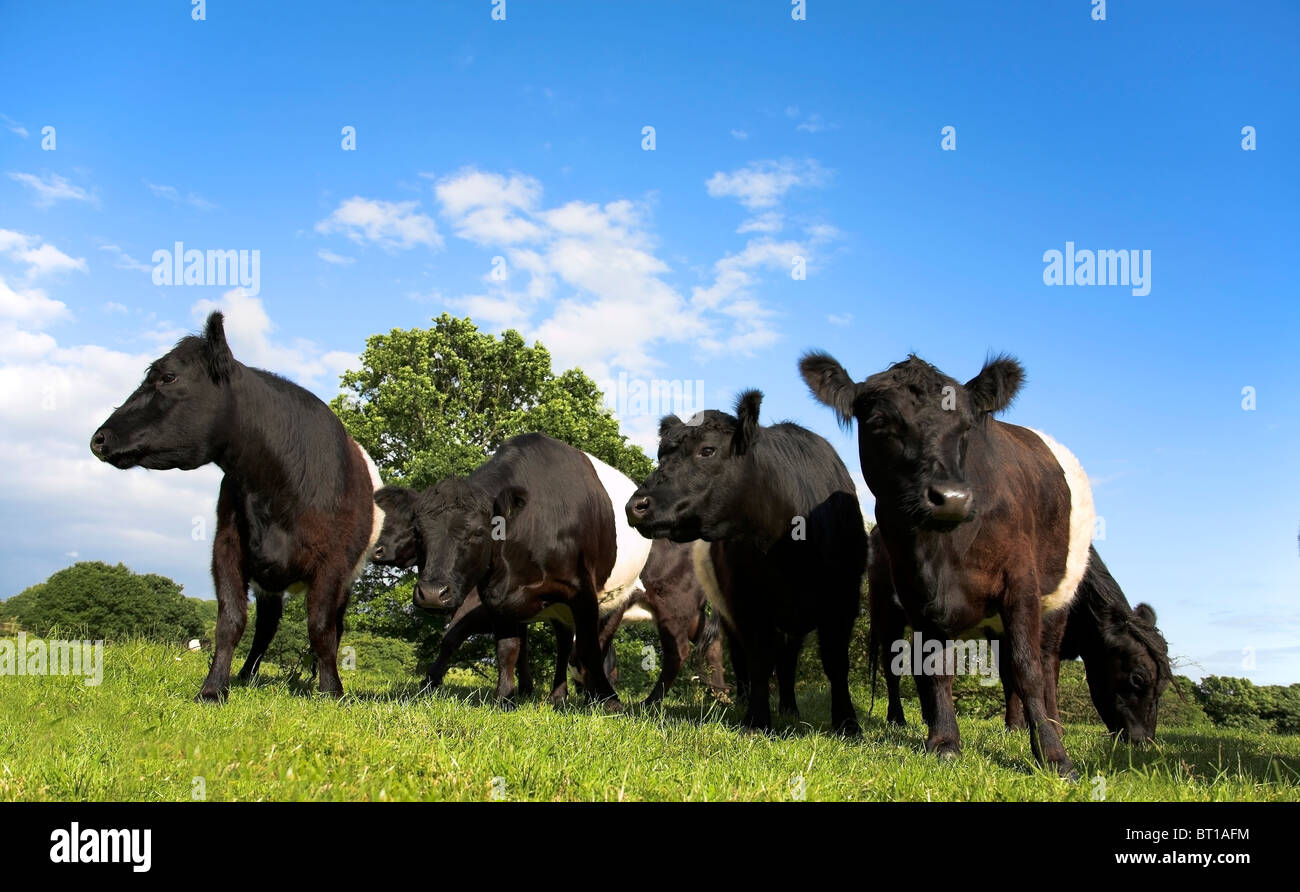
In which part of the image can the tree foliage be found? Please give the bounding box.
[2,562,205,642]
[331,314,651,489]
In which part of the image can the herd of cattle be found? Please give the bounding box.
[89,312,1172,778]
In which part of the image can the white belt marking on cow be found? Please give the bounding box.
[1029,429,1094,613]
[581,452,653,609]
[691,540,729,627]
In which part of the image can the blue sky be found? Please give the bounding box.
[0,2,1296,682]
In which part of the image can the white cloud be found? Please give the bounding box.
[827,312,852,327]
[0,229,87,278]
[0,275,70,327]
[7,171,97,207]
[785,106,836,134]
[730,129,749,141]
[104,302,128,314]
[432,169,545,244]
[145,182,216,211]
[316,197,442,250]
[705,159,828,209]
[316,249,356,265]
[0,114,27,139]
[190,288,356,391]
[737,212,784,234]
[96,243,152,273]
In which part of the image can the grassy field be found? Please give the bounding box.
[1,640,1297,802]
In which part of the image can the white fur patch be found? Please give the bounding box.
[350,440,385,586]
[582,452,653,609]
[691,539,730,626]
[1029,429,1094,613]
[622,604,655,623]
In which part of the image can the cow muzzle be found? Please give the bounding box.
[413,579,454,609]
[925,484,973,525]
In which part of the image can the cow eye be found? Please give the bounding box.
[160,372,177,385]
[699,446,716,458]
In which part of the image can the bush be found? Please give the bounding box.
[2,562,204,643]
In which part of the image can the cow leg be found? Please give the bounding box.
[237,590,283,682]
[306,572,349,697]
[1002,653,1027,729]
[724,621,750,705]
[817,614,860,737]
[572,580,621,710]
[1004,594,1074,778]
[698,616,729,701]
[915,628,960,758]
[645,612,688,706]
[549,621,573,706]
[517,630,534,697]
[493,622,526,705]
[884,655,907,726]
[737,622,776,731]
[198,491,249,702]
[425,599,490,686]
[775,633,802,717]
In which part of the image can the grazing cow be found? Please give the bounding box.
[802,351,1092,776]
[626,391,868,735]
[870,532,1173,742]
[90,312,382,700]
[410,434,651,708]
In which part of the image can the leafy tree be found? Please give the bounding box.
[331,313,651,488]
[3,562,204,642]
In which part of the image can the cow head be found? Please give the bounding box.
[1089,602,1172,743]
[371,486,423,568]
[411,476,526,612]
[800,352,1024,531]
[91,311,236,471]
[626,390,764,543]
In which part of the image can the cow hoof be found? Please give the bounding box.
[499,698,518,712]
[600,698,624,714]
[1054,761,1079,782]
[926,738,961,760]
[835,717,862,738]
[195,687,226,703]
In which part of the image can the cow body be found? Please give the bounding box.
[410,434,637,706]
[802,351,1089,776]
[91,312,381,700]
[626,391,867,734]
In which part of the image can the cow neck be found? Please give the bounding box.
[213,366,320,512]
[730,450,798,551]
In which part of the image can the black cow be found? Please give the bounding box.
[91,312,381,700]
[626,391,868,735]
[870,532,1173,742]
[802,351,1095,776]
[409,433,635,708]
[373,483,571,704]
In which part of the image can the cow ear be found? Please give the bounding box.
[1133,603,1157,625]
[732,389,762,455]
[799,351,858,428]
[203,311,234,382]
[658,414,682,438]
[492,485,528,520]
[964,355,1024,415]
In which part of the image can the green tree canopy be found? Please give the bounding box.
[331,313,652,489]
[3,562,205,642]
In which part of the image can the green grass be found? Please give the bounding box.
[1,640,1297,801]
